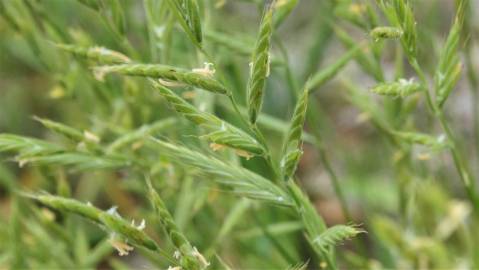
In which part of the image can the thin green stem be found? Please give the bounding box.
[409,57,479,212]
[437,112,479,210]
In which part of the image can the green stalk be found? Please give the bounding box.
[437,112,479,209]
[409,57,479,213]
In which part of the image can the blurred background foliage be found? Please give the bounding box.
[1,0,479,269]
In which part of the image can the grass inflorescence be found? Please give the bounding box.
[0,0,478,269]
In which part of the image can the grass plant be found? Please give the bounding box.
[0,0,478,269]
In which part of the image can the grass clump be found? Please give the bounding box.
[0,0,478,269]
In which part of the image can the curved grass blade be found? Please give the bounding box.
[306,44,361,92]
[55,43,131,64]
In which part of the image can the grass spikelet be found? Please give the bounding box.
[75,0,131,54]
[0,134,63,158]
[370,26,403,41]
[24,193,102,222]
[151,138,291,205]
[151,81,210,124]
[55,43,131,64]
[146,177,207,269]
[22,152,131,171]
[24,193,159,251]
[95,64,228,95]
[184,0,202,43]
[164,0,203,47]
[0,134,130,170]
[392,0,418,58]
[391,131,449,149]
[370,78,422,97]
[152,82,266,156]
[98,213,157,252]
[247,2,274,124]
[286,181,331,262]
[434,1,464,108]
[287,181,327,235]
[313,225,364,251]
[33,116,85,142]
[109,0,126,36]
[281,86,309,180]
